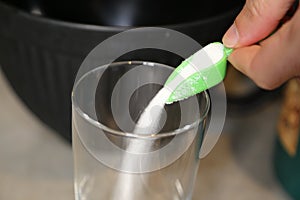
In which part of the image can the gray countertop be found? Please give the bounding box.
[0,68,291,200]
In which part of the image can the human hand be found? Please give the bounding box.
[222,0,300,89]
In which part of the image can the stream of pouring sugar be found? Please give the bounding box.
[112,87,171,200]
[111,43,224,199]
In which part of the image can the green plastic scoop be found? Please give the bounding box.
[164,42,232,104]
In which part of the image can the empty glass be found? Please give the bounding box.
[72,61,210,200]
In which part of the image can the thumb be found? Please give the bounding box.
[227,11,300,90]
[222,0,295,48]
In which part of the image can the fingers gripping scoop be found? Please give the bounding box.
[164,42,232,104]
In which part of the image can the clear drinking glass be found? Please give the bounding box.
[72,61,210,200]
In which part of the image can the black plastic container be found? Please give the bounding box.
[0,1,242,141]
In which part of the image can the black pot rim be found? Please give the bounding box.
[1,1,241,32]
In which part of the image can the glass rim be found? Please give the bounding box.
[72,61,210,139]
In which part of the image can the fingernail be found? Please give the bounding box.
[223,23,239,47]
